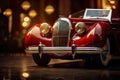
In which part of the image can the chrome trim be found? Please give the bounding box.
[58,18,72,29]
[25,46,103,54]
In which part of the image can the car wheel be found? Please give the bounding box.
[32,54,51,66]
[100,38,111,66]
[85,38,111,67]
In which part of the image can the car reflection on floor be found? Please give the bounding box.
[0,54,120,80]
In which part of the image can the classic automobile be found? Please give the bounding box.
[24,8,119,67]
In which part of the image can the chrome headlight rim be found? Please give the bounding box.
[75,22,86,35]
[40,23,50,35]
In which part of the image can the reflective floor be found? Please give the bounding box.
[0,53,120,80]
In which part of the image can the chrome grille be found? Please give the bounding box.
[52,18,71,47]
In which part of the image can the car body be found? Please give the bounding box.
[24,8,120,67]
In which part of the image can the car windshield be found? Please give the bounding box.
[85,10,110,17]
[69,9,112,21]
[83,9,112,21]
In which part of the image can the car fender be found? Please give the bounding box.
[71,22,111,47]
[24,24,52,47]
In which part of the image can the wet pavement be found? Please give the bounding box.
[0,53,120,80]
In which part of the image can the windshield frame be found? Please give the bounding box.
[83,8,112,21]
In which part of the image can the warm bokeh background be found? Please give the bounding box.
[0,0,119,53]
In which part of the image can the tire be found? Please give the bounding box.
[32,54,51,66]
[85,38,111,67]
[100,38,111,66]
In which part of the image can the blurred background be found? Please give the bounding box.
[0,0,119,53]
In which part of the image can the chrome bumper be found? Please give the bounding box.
[25,45,103,54]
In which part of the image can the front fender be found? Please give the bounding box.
[72,22,111,47]
[24,24,52,47]
[94,22,111,47]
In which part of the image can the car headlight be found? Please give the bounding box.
[40,23,50,34]
[75,22,86,35]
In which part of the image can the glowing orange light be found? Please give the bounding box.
[22,22,28,27]
[29,10,37,18]
[22,72,29,78]
[24,17,30,22]
[109,0,115,4]
[45,5,55,15]
[3,9,12,16]
[112,5,116,9]
[21,1,31,10]
[105,5,111,9]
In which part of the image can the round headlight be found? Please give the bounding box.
[75,22,86,35]
[40,23,50,34]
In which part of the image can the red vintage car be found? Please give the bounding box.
[24,9,116,67]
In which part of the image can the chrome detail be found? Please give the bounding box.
[25,46,103,54]
[38,43,43,58]
[75,22,86,35]
[58,18,72,29]
[40,23,50,34]
[83,8,112,21]
[72,44,76,59]
[52,18,71,47]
